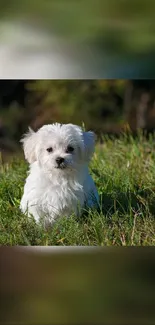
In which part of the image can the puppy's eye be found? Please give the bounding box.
[47,147,53,153]
[66,146,74,153]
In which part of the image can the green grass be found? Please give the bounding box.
[0,133,155,246]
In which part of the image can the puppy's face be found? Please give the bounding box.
[37,125,83,172]
[21,123,95,174]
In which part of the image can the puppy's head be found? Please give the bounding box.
[21,123,95,174]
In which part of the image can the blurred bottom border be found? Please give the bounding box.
[0,246,155,325]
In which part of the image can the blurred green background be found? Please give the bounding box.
[1,79,155,160]
[0,0,155,77]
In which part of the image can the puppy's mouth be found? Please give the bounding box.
[55,164,66,170]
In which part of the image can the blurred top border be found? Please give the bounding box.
[0,0,155,80]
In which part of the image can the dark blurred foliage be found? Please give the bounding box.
[1,80,155,155]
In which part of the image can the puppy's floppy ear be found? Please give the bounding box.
[82,131,95,162]
[20,127,37,163]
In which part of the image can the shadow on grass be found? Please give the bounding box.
[79,186,155,225]
[99,188,155,217]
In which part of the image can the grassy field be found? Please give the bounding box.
[0,133,155,246]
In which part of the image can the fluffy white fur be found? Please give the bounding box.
[20,123,99,226]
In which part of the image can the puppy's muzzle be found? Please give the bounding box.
[55,157,65,169]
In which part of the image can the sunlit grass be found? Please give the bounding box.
[0,133,155,245]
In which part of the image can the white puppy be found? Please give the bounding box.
[20,123,99,226]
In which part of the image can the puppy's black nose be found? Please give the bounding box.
[56,157,64,165]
